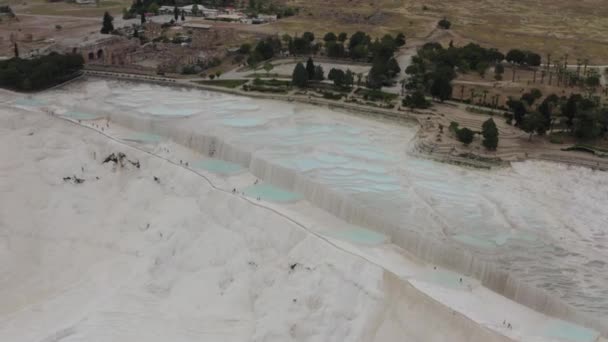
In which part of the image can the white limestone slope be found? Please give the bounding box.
[0,105,519,341]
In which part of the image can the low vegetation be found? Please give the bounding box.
[450,122,475,145]
[356,88,397,102]
[195,79,248,89]
[562,145,608,157]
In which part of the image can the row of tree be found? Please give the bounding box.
[505,49,541,67]
[290,57,357,89]
[0,53,84,91]
[450,119,499,150]
[405,42,546,102]
[243,30,404,75]
[507,90,608,141]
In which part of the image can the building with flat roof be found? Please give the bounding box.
[182,23,212,30]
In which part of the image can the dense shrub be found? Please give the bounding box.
[0,53,84,91]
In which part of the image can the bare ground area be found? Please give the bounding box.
[0,14,102,57]
[273,0,608,63]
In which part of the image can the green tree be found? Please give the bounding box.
[314,65,324,80]
[573,109,603,140]
[438,18,451,29]
[494,63,504,76]
[525,52,541,66]
[306,57,315,80]
[344,69,354,88]
[481,118,499,150]
[254,39,276,60]
[395,33,406,47]
[100,11,114,34]
[521,89,542,106]
[402,91,430,109]
[181,10,185,21]
[349,31,368,50]
[522,111,546,140]
[338,32,348,42]
[328,68,345,87]
[401,90,431,109]
[302,32,315,43]
[292,37,309,55]
[506,49,526,65]
[323,32,337,42]
[140,12,146,24]
[192,4,199,16]
[430,77,452,102]
[538,94,560,131]
[326,41,345,58]
[387,57,401,77]
[367,61,386,89]
[239,43,251,54]
[263,62,274,76]
[350,44,368,60]
[173,6,179,21]
[292,62,308,87]
[456,127,474,145]
[507,99,527,126]
[148,2,159,15]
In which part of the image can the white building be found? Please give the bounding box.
[257,14,277,22]
[159,6,174,15]
[180,5,218,17]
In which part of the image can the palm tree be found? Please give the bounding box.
[583,59,589,77]
[540,70,546,84]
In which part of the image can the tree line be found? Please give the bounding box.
[405,42,506,103]
[0,53,84,91]
[290,57,356,89]
[241,30,404,89]
[507,90,608,141]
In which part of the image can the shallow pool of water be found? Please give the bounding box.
[541,320,599,342]
[324,228,388,245]
[192,159,243,175]
[243,184,302,202]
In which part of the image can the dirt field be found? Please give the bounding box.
[273,0,608,64]
[7,0,607,63]
[0,14,101,57]
[8,0,132,17]
[452,65,608,108]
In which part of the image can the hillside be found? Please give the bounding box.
[275,0,608,63]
